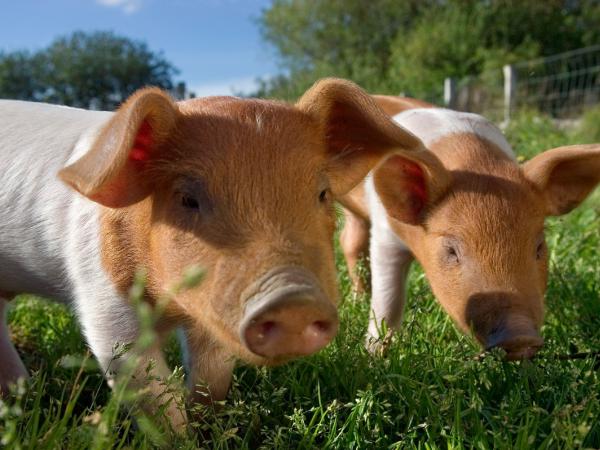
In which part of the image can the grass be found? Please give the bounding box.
[1,112,599,449]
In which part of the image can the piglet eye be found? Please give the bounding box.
[536,237,546,260]
[441,237,461,265]
[319,189,329,203]
[181,195,200,210]
[446,246,459,263]
[176,178,212,214]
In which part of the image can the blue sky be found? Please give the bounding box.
[0,0,279,96]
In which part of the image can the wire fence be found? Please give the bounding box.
[445,45,600,121]
[513,45,600,118]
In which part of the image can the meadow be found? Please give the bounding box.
[1,111,599,449]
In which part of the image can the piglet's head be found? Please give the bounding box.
[373,137,600,360]
[59,79,424,366]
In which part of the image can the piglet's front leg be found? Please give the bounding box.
[182,327,235,408]
[366,233,414,354]
[75,294,188,432]
[340,209,371,294]
[0,297,29,395]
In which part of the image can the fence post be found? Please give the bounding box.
[444,77,456,109]
[503,64,516,123]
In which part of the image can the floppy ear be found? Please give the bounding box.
[58,88,178,208]
[296,78,426,195]
[523,144,600,216]
[372,150,451,225]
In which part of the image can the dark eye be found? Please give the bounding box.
[536,237,546,260]
[446,246,459,263]
[319,189,329,203]
[441,237,461,265]
[175,178,212,215]
[181,194,200,210]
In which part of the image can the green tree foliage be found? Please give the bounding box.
[0,31,179,110]
[257,0,600,101]
[0,51,42,101]
[258,0,435,99]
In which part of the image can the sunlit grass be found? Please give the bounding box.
[1,116,599,449]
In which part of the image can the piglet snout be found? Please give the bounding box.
[466,294,543,361]
[242,299,337,358]
[485,320,543,361]
[240,267,338,359]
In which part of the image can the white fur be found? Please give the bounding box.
[364,176,413,344]
[392,108,515,158]
[0,100,172,385]
[0,101,110,299]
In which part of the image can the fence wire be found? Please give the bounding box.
[513,45,600,118]
[448,45,600,120]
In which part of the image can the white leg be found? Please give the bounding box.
[75,295,187,430]
[0,298,29,395]
[366,233,413,353]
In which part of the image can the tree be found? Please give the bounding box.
[0,51,42,101]
[0,31,180,110]
[256,0,600,101]
[258,0,436,99]
[388,0,600,99]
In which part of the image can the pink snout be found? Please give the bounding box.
[240,271,338,359]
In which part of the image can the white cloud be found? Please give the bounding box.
[188,76,264,98]
[96,0,142,14]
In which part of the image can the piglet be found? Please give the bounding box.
[0,79,424,428]
[340,96,600,360]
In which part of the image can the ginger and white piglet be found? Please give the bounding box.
[340,96,600,360]
[0,79,426,429]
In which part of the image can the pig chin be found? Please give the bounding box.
[237,266,339,364]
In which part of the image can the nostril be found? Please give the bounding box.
[311,320,332,334]
[303,320,334,343]
[246,320,280,345]
[301,320,335,354]
[258,320,277,338]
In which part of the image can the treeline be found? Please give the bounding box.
[254,0,600,101]
[0,31,190,110]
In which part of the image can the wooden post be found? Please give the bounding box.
[503,64,517,123]
[443,77,456,109]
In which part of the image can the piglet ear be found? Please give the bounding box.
[373,150,451,225]
[523,144,600,216]
[58,88,178,208]
[296,78,426,196]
